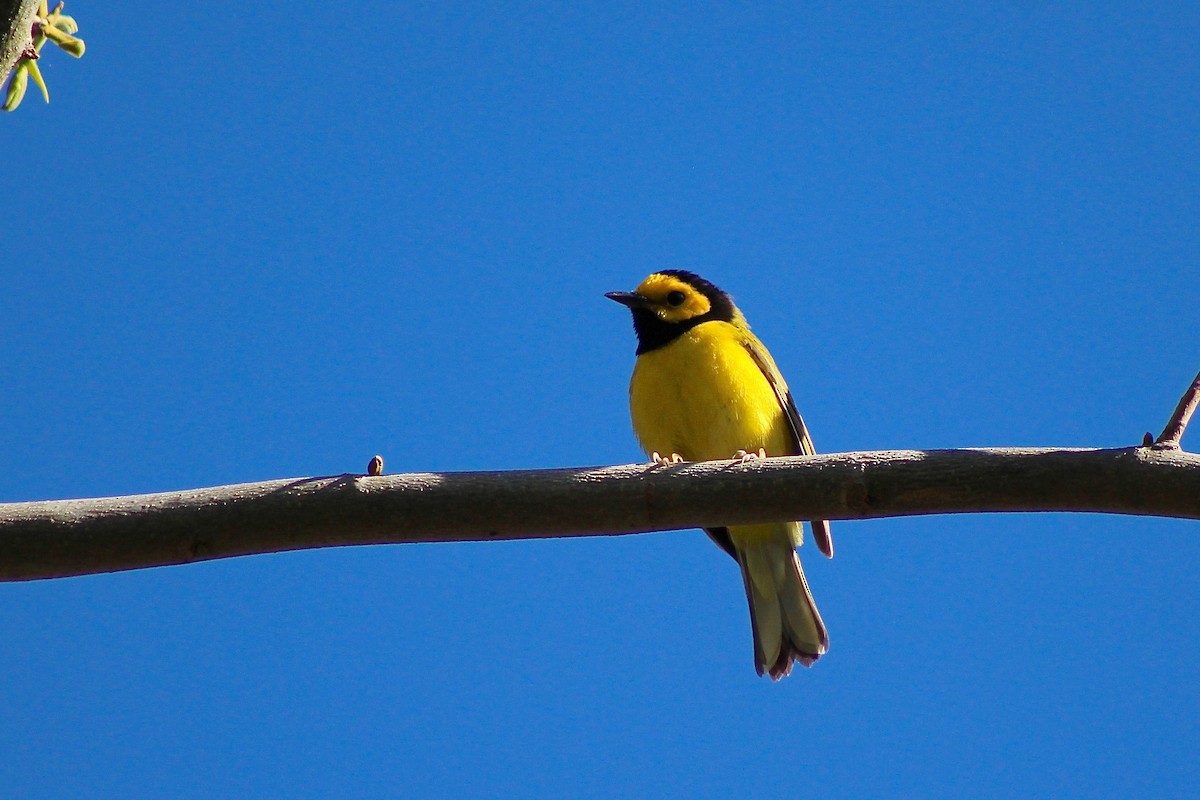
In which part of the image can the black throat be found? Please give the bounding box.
[629,292,736,355]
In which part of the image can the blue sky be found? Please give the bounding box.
[4,3,1199,797]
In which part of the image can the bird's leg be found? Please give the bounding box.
[732,447,768,463]
[651,451,686,465]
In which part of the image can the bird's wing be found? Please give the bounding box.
[739,330,834,558]
[703,526,739,560]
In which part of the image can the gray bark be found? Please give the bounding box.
[2,446,1198,581]
[0,0,36,85]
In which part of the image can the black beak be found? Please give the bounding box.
[605,291,649,309]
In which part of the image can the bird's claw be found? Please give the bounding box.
[733,448,767,463]
[651,451,686,465]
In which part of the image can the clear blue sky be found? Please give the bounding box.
[4,3,1199,797]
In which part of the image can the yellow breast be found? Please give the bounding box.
[629,320,792,461]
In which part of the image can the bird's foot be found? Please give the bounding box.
[651,451,686,465]
[733,448,767,463]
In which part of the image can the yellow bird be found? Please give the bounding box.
[607,270,833,679]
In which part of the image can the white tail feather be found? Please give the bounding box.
[738,534,828,679]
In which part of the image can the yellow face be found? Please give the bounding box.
[634,273,712,323]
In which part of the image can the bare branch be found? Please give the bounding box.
[1156,369,1200,449]
[0,0,37,82]
[3,446,1199,582]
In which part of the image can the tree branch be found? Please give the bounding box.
[0,0,36,83]
[1156,368,1200,449]
[3,445,1199,582]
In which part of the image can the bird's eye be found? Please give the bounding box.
[666,291,686,307]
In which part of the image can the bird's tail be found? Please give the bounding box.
[737,531,828,679]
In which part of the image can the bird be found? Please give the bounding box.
[606,269,833,679]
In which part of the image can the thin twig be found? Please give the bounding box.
[1156,369,1200,449]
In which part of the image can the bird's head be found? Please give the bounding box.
[606,270,738,354]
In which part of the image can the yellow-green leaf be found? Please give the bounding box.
[3,64,29,112]
[26,58,49,103]
[51,14,79,35]
[42,24,85,57]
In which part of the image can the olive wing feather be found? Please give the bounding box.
[739,331,834,559]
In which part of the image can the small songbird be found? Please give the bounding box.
[607,270,833,679]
